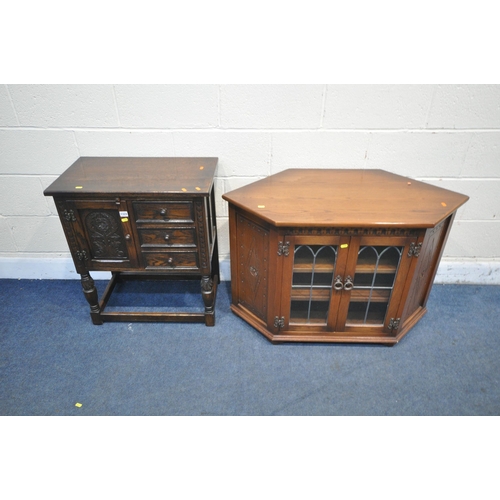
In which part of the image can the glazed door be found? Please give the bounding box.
[64,199,139,270]
[335,236,417,334]
[280,235,349,332]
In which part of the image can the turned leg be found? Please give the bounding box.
[80,272,103,325]
[201,275,215,326]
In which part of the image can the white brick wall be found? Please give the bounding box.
[1,84,499,283]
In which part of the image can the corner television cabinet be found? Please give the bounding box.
[44,157,219,326]
[222,169,469,345]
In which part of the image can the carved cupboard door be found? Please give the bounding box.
[279,235,349,332]
[63,199,139,270]
[335,235,418,335]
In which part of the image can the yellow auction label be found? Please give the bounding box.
[341,244,349,249]
[121,217,129,223]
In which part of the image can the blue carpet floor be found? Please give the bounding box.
[1,279,499,415]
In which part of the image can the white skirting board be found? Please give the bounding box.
[0,257,500,285]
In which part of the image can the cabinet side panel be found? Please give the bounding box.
[236,213,270,322]
[194,198,211,274]
[401,216,451,324]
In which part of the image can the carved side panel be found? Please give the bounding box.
[194,199,209,271]
[237,214,269,322]
[401,219,448,322]
[83,210,128,260]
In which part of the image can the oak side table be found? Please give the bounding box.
[44,157,219,326]
[222,169,469,345]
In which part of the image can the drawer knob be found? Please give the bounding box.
[160,208,167,216]
[125,234,131,240]
[164,234,170,241]
[167,257,174,265]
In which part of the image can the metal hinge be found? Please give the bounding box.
[408,242,422,258]
[274,316,285,329]
[388,318,401,331]
[277,241,290,257]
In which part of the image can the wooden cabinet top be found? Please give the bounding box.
[44,157,218,197]
[222,169,469,228]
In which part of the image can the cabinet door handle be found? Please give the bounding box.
[333,275,343,291]
[334,275,354,291]
[343,276,354,291]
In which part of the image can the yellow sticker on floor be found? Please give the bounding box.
[75,402,82,408]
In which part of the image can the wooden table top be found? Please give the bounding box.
[44,157,218,196]
[222,169,469,228]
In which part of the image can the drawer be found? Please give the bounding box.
[142,251,199,270]
[138,228,196,248]
[133,201,194,224]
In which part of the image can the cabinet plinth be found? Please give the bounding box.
[44,157,219,326]
[222,169,469,345]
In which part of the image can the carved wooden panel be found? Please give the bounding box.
[194,199,209,271]
[55,200,88,272]
[237,214,269,322]
[402,219,448,322]
[82,210,128,260]
[288,227,419,237]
